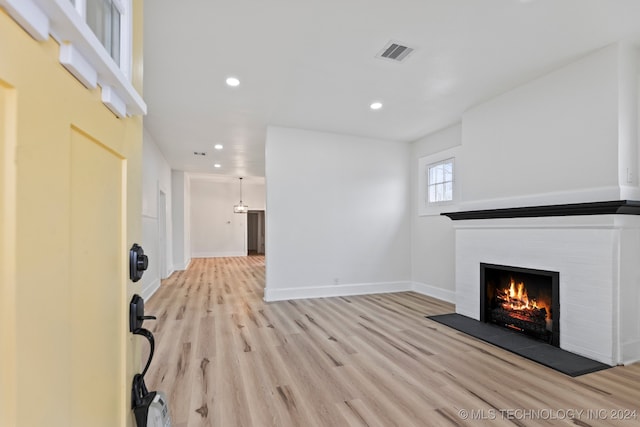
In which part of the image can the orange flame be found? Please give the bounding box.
[498,278,548,317]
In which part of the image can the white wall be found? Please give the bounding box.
[172,170,191,270]
[410,124,461,303]
[190,175,265,258]
[141,128,173,300]
[409,43,640,303]
[618,42,639,199]
[265,126,411,301]
[460,43,628,209]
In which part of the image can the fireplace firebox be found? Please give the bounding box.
[480,263,559,347]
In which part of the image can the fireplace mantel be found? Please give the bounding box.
[442,200,640,221]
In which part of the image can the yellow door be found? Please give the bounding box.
[0,4,144,427]
[70,127,127,425]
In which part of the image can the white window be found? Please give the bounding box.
[86,0,121,66]
[418,147,460,216]
[427,158,454,204]
[70,0,131,77]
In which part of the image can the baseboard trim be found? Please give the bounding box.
[264,281,412,302]
[192,251,247,258]
[411,281,456,304]
[173,258,191,271]
[141,277,160,301]
[621,339,640,365]
[263,280,458,303]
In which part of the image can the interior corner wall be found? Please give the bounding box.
[189,176,265,258]
[141,129,173,300]
[264,126,411,301]
[618,43,639,199]
[410,124,461,303]
[172,170,191,271]
[460,44,623,209]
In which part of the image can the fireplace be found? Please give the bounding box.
[480,263,560,347]
[445,201,640,365]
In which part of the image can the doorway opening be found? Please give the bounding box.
[158,190,168,278]
[247,210,265,255]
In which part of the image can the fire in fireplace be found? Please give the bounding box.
[480,263,559,347]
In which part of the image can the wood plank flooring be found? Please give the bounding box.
[145,257,640,426]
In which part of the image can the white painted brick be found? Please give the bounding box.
[454,216,640,365]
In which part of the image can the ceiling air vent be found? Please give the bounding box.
[376,41,415,62]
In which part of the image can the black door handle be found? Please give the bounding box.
[129,243,148,282]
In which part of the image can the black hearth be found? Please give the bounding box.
[480,263,559,347]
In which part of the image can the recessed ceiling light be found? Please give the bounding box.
[214,144,223,150]
[226,77,240,87]
[214,163,221,168]
[370,102,383,110]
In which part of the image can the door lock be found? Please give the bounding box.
[129,243,148,282]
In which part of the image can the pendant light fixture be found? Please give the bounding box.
[233,177,249,213]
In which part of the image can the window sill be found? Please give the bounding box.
[1,0,146,118]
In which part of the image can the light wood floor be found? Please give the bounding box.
[145,257,640,427]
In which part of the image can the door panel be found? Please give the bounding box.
[70,127,125,426]
[0,6,144,426]
[0,80,17,427]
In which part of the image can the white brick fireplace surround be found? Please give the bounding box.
[448,203,640,366]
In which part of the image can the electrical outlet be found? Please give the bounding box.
[627,168,634,184]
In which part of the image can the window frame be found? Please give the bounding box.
[426,158,454,205]
[418,147,461,216]
[70,0,131,79]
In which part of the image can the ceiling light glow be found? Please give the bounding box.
[214,163,221,168]
[214,144,223,150]
[370,102,383,110]
[226,77,240,87]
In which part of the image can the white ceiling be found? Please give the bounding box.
[142,0,640,178]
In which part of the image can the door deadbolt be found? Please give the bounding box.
[129,243,148,282]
